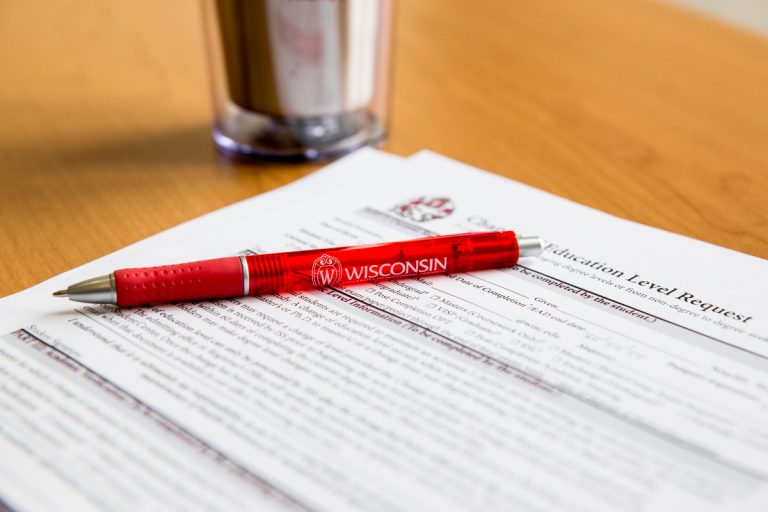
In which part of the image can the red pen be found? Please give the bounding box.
[54,231,542,307]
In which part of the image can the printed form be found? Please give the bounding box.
[0,149,766,511]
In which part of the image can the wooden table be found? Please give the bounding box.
[1,0,767,297]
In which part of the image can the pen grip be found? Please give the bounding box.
[114,257,244,307]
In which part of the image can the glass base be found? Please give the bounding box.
[213,110,386,163]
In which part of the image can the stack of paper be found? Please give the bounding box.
[1,150,766,511]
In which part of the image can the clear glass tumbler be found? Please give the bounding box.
[201,0,393,162]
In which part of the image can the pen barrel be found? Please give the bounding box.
[245,231,520,294]
[112,232,523,306]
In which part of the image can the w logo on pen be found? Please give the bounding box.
[311,254,343,288]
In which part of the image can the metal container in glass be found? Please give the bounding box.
[201,0,393,161]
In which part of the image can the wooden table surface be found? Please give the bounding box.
[1,0,767,297]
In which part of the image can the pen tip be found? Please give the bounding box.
[53,290,69,298]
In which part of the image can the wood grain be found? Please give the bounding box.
[1,0,766,297]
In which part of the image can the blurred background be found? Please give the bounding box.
[666,0,768,35]
[0,0,766,296]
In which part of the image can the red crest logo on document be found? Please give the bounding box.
[392,196,455,222]
[311,254,343,288]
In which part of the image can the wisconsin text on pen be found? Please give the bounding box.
[54,232,543,307]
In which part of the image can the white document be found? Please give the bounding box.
[1,149,767,512]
